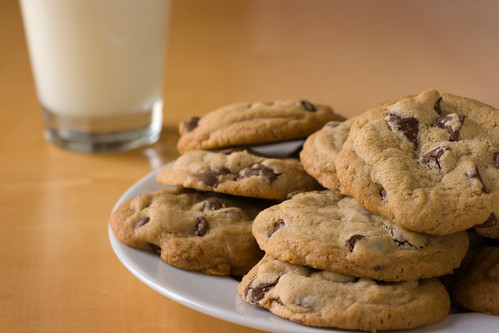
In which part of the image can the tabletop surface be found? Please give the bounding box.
[2,0,499,332]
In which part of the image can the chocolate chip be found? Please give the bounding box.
[244,278,280,302]
[434,113,465,141]
[267,219,285,237]
[238,164,280,183]
[494,153,499,169]
[193,216,209,236]
[195,171,219,187]
[182,117,200,132]
[421,146,448,170]
[135,216,150,229]
[386,113,419,148]
[300,100,317,112]
[475,213,497,229]
[373,265,384,271]
[434,97,443,115]
[345,234,364,252]
[377,184,387,200]
[148,243,161,254]
[195,168,231,187]
[200,200,222,211]
[467,167,487,193]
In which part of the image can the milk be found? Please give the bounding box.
[20,0,170,118]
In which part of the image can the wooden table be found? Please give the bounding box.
[2,0,499,332]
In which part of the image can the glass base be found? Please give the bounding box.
[42,100,163,154]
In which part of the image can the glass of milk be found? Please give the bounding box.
[19,0,170,153]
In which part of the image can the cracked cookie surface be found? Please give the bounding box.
[177,100,344,153]
[109,187,269,276]
[238,254,450,331]
[252,190,469,281]
[334,89,499,235]
[156,149,322,200]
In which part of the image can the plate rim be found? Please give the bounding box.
[108,162,499,333]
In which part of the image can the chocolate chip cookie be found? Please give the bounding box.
[334,89,499,235]
[452,246,499,315]
[238,254,451,331]
[300,117,356,190]
[109,187,269,276]
[155,149,322,200]
[252,190,469,281]
[177,100,344,153]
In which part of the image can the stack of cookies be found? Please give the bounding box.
[238,89,498,331]
[110,100,342,275]
[240,190,469,330]
[110,91,499,331]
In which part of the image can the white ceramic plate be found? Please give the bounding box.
[108,160,499,333]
